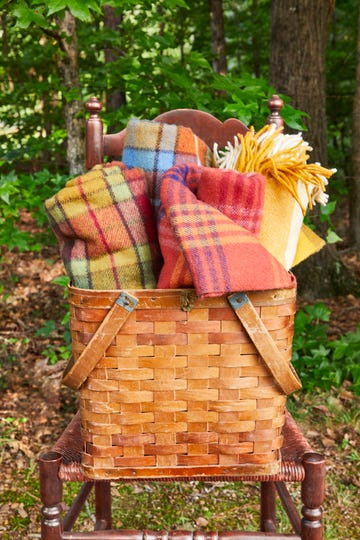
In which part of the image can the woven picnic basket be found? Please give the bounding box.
[63,285,301,480]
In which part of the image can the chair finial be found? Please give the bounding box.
[85,97,104,170]
[86,96,102,116]
[267,94,284,129]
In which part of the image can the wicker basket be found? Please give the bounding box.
[63,286,300,480]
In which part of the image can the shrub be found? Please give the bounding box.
[0,170,68,251]
[292,303,360,395]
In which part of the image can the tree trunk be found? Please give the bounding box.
[269,0,359,298]
[57,10,84,175]
[251,0,260,78]
[103,4,126,131]
[269,0,334,164]
[350,4,360,249]
[209,0,227,74]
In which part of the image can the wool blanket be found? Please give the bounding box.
[45,162,162,290]
[122,118,212,212]
[157,164,296,297]
[214,125,335,269]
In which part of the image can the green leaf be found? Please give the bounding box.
[164,0,189,8]
[36,320,56,337]
[281,106,307,131]
[46,0,67,15]
[68,0,101,21]
[12,1,48,28]
[45,0,101,21]
[320,200,336,216]
[302,302,331,322]
[326,228,342,244]
[52,275,70,287]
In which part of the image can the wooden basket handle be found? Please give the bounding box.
[62,291,138,390]
[228,292,302,395]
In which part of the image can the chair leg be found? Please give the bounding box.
[275,481,301,535]
[260,482,277,532]
[95,481,112,530]
[39,452,64,540]
[301,452,326,540]
[63,482,94,531]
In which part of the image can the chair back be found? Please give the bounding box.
[85,95,284,169]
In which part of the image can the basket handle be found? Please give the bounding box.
[228,292,301,395]
[62,291,138,390]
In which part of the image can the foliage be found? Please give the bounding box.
[35,276,71,365]
[0,170,69,251]
[0,0,357,189]
[0,337,25,390]
[304,199,343,245]
[0,2,305,254]
[0,0,307,177]
[326,0,358,182]
[292,304,360,395]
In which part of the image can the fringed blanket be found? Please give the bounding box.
[45,162,162,290]
[214,125,335,269]
[157,164,296,297]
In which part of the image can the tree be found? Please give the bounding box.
[103,4,126,132]
[269,0,359,298]
[57,10,84,175]
[209,0,227,74]
[2,1,102,174]
[0,10,63,172]
[1,1,304,172]
[269,0,334,164]
[350,3,360,249]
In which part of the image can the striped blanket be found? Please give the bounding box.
[45,162,162,290]
[157,164,296,297]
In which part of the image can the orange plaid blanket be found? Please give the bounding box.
[122,118,212,212]
[157,164,296,297]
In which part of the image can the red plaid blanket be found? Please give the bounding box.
[157,164,296,297]
[45,162,162,290]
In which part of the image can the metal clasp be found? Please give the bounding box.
[180,290,197,312]
[116,291,138,312]
[228,292,249,309]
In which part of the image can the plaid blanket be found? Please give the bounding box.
[157,164,296,297]
[45,162,162,290]
[214,126,331,270]
[122,118,212,212]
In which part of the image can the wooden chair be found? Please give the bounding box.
[39,96,326,540]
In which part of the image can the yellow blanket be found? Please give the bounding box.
[214,125,335,269]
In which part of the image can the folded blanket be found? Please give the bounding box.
[293,224,325,267]
[259,178,325,269]
[45,162,162,290]
[214,125,335,269]
[122,118,212,212]
[157,164,296,297]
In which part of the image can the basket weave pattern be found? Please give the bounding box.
[69,287,296,480]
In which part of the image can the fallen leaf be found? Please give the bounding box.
[306,430,320,438]
[17,503,28,519]
[313,405,333,417]
[321,437,335,447]
[196,517,209,528]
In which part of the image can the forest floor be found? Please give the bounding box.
[0,229,359,539]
